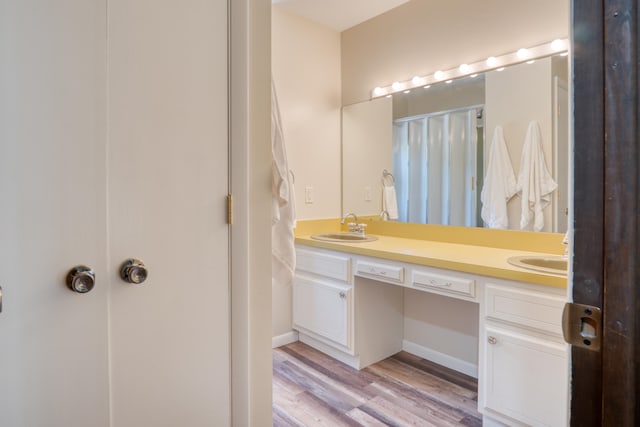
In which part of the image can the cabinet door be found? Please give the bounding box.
[483,326,568,427]
[293,274,352,349]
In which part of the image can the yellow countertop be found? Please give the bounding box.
[295,222,568,289]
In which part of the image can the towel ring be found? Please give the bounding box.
[381,169,395,186]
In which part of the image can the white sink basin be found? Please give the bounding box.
[507,255,568,275]
[310,233,378,243]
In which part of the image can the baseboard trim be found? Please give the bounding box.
[298,333,360,369]
[402,340,478,378]
[272,331,299,348]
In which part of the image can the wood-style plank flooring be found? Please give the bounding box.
[273,342,482,426]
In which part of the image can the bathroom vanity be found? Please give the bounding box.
[292,230,568,427]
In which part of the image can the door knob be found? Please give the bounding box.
[66,265,96,293]
[120,259,148,284]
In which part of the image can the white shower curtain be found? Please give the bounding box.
[393,107,479,226]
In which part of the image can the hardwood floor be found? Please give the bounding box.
[273,342,482,426]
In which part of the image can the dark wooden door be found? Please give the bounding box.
[571,0,639,425]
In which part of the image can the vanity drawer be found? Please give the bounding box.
[355,259,404,284]
[411,269,475,298]
[296,248,351,282]
[484,283,565,336]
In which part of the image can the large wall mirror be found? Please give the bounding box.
[343,54,569,233]
[341,2,570,234]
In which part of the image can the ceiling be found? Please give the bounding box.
[272,0,411,32]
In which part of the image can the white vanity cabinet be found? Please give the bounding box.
[479,281,568,427]
[293,248,354,353]
[292,242,569,426]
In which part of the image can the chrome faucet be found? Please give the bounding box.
[379,210,390,221]
[341,212,358,225]
[341,212,366,235]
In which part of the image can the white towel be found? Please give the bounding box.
[517,121,557,232]
[481,126,517,229]
[272,80,296,287]
[382,185,399,220]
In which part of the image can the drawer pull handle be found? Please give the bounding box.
[339,291,346,299]
[488,336,498,345]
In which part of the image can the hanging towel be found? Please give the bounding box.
[516,121,557,232]
[381,171,398,220]
[272,79,296,287]
[481,126,517,229]
[382,185,399,220]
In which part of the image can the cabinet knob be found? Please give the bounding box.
[488,336,497,345]
[339,291,346,298]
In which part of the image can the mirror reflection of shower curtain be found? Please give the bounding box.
[393,107,479,226]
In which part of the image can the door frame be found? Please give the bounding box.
[571,0,639,424]
[229,0,273,425]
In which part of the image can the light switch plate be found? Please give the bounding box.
[304,186,314,204]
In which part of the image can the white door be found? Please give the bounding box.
[0,1,110,425]
[0,1,230,426]
[107,1,230,425]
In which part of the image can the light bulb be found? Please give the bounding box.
[392,81,402,91]
[412,76,423,85]
[373,87,384,96]
[517,48,529,59]
[459,64,470,74]
[551,39,565,51]
[486,56,497,67]
[434,70,445,80]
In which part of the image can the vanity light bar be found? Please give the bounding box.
[371,38,569,99]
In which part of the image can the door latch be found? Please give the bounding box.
[562,302,601,351]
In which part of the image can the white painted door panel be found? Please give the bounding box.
[0,1,110,426]
[107,1,230,426]
[1,1,230,426]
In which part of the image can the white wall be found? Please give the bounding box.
[272,6,342,221]
[272,7,342,339]
[404,290,479,368]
